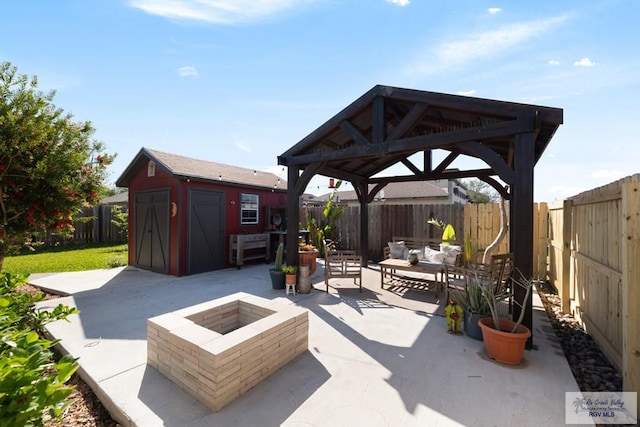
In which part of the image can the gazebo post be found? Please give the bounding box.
[359,188,369,266]
[286,165,300,268]
[512,129,536,348]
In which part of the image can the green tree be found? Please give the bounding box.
[0,62,115,270]
[464,178,499,203]
[110,204,129,239]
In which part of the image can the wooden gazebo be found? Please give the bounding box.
[278,85,563,339]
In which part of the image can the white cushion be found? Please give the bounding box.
[388,241,407,259]
[424,246,446,264]
[439,244,461,265]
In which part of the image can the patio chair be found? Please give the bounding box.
[468,253,514,314]
[323,240,362,292]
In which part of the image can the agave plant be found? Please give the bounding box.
[448,269,503,315]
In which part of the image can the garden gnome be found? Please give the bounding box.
[445,299,463,334]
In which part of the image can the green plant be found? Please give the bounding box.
[482,270,535,333]
[282,265,297,274]
[110,204,129,239]
[303,181,345,255]
[448,269,496,315]
[463,235,474,266]
[0,271,80,426]
[273,242,284,271]
[321,180,344,242]
[107,255,127,268]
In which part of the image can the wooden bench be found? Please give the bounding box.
[323,246,363,293]
[380,236,462,296]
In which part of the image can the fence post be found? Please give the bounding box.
[621,181,640,403]
[536,202,548,279]
[560,199,572,314]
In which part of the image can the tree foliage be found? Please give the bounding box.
[464,178,500,203]
[0,62,115,268]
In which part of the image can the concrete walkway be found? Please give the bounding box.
[31,263,587,426]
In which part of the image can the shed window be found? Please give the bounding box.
[240,193,259,224]
[147,161,155,177]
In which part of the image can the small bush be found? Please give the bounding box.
[0,272,80,426]
[107,256,127,268]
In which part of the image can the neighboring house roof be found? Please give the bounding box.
[101,191,128,205]
[115,148,287,191]
[314,181,448,203]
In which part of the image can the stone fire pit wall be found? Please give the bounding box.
[147,292,309,412]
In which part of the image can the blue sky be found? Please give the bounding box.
[3,0,639,202]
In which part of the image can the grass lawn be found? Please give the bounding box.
[2,243,128,276]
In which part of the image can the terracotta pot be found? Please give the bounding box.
[478,317,531,365]
[298,250,318,275]
[285,273,297,286]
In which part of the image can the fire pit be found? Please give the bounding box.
[147,293,308,411]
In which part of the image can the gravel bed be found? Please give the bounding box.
[536,282,623,393]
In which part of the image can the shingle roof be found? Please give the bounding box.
[116,148,287,191]
[101,191,128,205]
[315,181,448,202]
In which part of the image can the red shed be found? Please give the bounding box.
[115,148,288,276]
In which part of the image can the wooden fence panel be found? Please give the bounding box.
[622,180,640,396]
[550,173,640,383]
[300,203,465,261]
[36,205,128,245]
[463,203,512,263]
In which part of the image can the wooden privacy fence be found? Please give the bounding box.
[38,205,128,245]
[301,202,548,276]
[547,173,640,396]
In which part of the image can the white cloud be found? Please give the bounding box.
[573,57,596,67]
[407,14,569,76]
[177,66,198,77]
[457,89,477,96]
[548,60,560,65]
[128,0,310,24]
[488,8,501,14]
[387,0,410,6]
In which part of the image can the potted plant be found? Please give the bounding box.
[282,265,298,287]
[477,272,535,365]
[298,242,318,275]
[448,269,499,340]
[269,243,286,290]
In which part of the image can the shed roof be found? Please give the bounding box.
[116,148,287,191]
[315,181,448,203]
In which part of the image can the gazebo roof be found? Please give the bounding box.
[278,85,562,196]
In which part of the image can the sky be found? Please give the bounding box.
[2,0,639,202]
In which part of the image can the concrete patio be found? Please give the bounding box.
[31,262,587,426]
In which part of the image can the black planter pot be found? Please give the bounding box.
[464,312,489,340]
[269,269,286,290]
